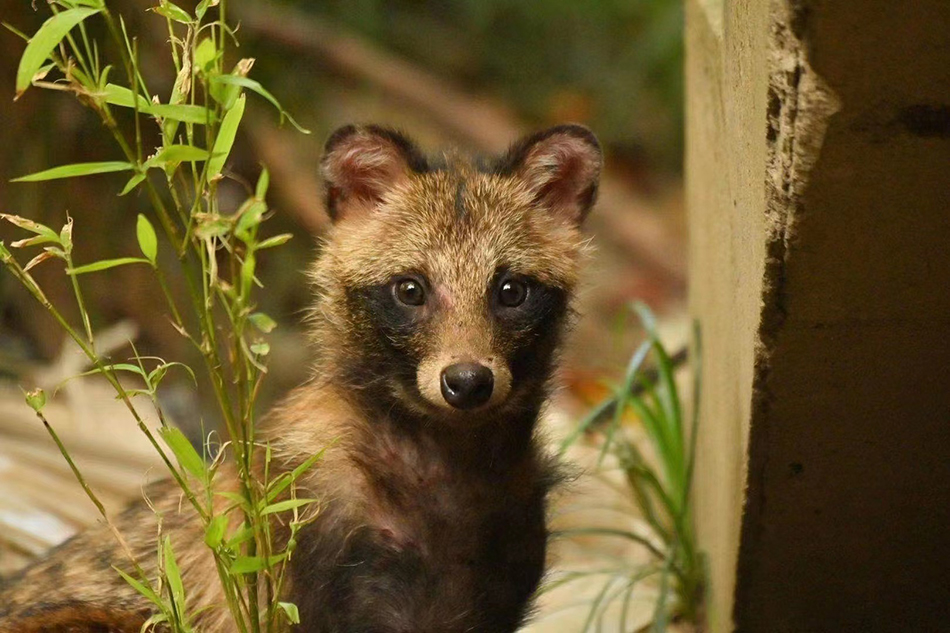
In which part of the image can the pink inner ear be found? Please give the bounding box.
[324,134,410,205]
[521,135,601,221]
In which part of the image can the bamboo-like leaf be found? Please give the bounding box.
[0,214,59,241]
[261,498,317,516]
[256,233,293,250]
[147,362,197,387]
[23,250,57,271]
[225,523,254,548]
[113,566,163,607]
[103,84,211,124]
[230,552,287,574]
[249,312,277,334]
[266,446,328,502]
[160,426,207,483]
[16,8,100,96]
[206,94,245,181]
[149,103,212,124]
[240,252,255,298]
[119,172,146,196]
[68,0,105,9]
[12,161,134,182]
[102,83,150,109]
[278,602,300,625]
[193,37,220,73]
[194,214,231,240]
[215,491,251,513]
[195,0,219,20]
[62,363,149,386]
[162,537,186,616]
[234,199,266,241]
[23,387,46,413]
[211,75,311,133]
[66,257,149,274]
[136,214,157,264]
[249,341,270,356]
[141,613,170,631]
[255,166,270,199]
[146,144,210,167]
[154,0,192,24]
[11,234,58,249]
[204,514,228,548]
[59,219,73,253]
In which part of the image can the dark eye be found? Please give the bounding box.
[394,278,426,306]
[498,278,528,307]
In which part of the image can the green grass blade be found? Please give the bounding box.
[559,396,613,455]
[554,527,666,561]
[683,320,703,511]
[651,338,684,460]
[595,338,653,466]
[627,394,680,495]
[652,554,674,633]
[12,161,134,182]
[581,575,618,633]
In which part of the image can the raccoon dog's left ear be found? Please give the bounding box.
[496,124,603,225]
[321,125,428,223]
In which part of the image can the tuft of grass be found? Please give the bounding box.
[2,1,313,631]
[556,303,705,632]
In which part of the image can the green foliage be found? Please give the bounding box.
[15,7,100,95]
[308,0,683,167]
[2,1,316,631]
[559,304,705,631]
[11,161,135,182]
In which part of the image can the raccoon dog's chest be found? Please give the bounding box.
[289,438,549,633]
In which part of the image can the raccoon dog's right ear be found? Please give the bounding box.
[321,125,428,222]
[495,124,603,226]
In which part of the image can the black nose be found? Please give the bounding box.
[440,362,494,410]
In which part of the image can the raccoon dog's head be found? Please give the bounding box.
[311,124,601,423]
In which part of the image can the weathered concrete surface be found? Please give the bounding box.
[688,0,950,631]
[685,0,770,630]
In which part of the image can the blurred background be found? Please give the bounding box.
[0,0,689,629]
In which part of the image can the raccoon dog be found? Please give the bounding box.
[0,123,602,632]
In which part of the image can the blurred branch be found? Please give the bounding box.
[233,3,521,153]
[234,3,686,287]
[244,118,330,234]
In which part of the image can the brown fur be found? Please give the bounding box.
[0,124,601,632]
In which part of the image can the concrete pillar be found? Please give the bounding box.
[687,1,950,631]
